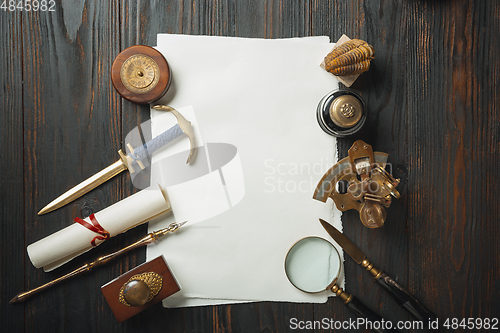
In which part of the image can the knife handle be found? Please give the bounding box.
[346,296,401,333]
[130,123,183,161]
[332,285,400,333]
[375,272,437,322]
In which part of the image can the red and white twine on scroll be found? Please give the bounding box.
[74,214,110,246]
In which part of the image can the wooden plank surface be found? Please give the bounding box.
[2,1,499,332]
[1,8,25,333]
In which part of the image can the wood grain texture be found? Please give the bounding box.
[2,0,499,332]
[404,0,500,323]
[1,9,25,333]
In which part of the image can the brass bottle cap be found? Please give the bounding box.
[329,95,363,128]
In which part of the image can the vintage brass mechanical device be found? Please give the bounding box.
[313,140,400,228]
[111,45,171,104]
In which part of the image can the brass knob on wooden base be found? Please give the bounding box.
[122,280,151,307]
[119,272,163,307]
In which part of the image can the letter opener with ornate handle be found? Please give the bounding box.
[319,218,437,323]
[38,106,195,215]
[10,221,186,303]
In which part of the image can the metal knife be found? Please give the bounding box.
[319,218,437,323]
[38,106,195,215]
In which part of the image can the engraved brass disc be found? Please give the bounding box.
[120,54,159,94]
[111,45,171,104]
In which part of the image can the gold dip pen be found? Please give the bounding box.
[10,221,186,304]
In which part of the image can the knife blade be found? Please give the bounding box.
[319,218,437,323]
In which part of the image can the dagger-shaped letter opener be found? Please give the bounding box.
[38,106,195,215]
[319,218,437,323]
[10,221,186,303]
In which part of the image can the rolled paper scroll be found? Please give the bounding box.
[27,186,171,272]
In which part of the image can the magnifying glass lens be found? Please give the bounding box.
[285,237,341,293]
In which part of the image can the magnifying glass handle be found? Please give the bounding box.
[345,296,401,333]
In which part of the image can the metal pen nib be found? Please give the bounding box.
[10,221,187,304]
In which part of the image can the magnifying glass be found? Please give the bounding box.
[285,237,400,333]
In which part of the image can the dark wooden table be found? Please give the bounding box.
[2,1,499,332]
